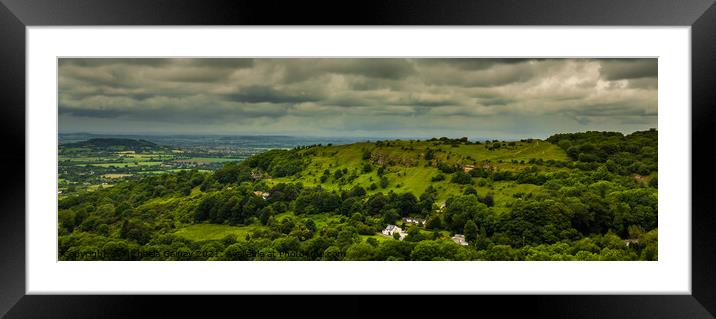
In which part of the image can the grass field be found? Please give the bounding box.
[360,234,396,242]
[173,224,265,241]
[89,161,163,168]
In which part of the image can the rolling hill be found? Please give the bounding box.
[269,138,569,210]
[61,138,160,150]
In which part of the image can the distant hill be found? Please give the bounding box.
[61,138,159,150]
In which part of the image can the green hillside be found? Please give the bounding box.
[57,131,658,261]
[271,138,569,211]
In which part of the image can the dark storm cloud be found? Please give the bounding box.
[58,58,658,136]
[59,58,172,67]
[598,59,658,80]
[182,58,255,69]
[280,58,416,83]
[226,85,319,104]
[418,59,551,87]
[60,100,293,124]
[479,98,514,106]
[60,58,254,69]
[416,58,537,70]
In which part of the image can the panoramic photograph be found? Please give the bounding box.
[57,58,658,261]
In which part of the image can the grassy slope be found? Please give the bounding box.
[167,139,569,240]
[173,224,263,241]
[269,139,568,213]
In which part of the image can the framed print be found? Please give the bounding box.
[2,0,716,317]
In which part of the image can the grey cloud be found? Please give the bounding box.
[226,85,320,104]
[415,58,537,70]
[59,58,172,67]
[479,98,514,106]
[61,100,293,125]
[60,58,254,69]
[58,58,658,136]
[599,59,657,80]
[280,59,416,83]
[421,61,543,87]
[627,78,658,90]
[178,58,254,69]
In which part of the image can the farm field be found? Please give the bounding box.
[58,138,253,196]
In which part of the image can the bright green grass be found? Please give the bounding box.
[187,157,243,163]
[360,234,395,242]
[173,223,265,241]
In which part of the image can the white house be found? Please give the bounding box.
[451,234,469,246]
[382,225,407,240]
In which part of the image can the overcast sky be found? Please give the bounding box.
[58,58,657,139]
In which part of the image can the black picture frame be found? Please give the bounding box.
[1,0,715,317]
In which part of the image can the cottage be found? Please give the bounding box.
[451,234,469,246]
[463,164,475,173]
[382,225,407,240]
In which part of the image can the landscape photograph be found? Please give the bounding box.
[57,58,658,261]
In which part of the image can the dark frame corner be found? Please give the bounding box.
[1,0,715,318]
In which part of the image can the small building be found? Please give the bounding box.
[451,234,469,246]
[401,217,426,226]
[382,225,407,240]
[252,191,269,200]
[463,164,475,173]
[624,239,640,247]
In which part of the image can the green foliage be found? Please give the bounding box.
[464,220,478,244]
[451,171,473,185]
[547,129,657,175]
[58,130,658,261]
